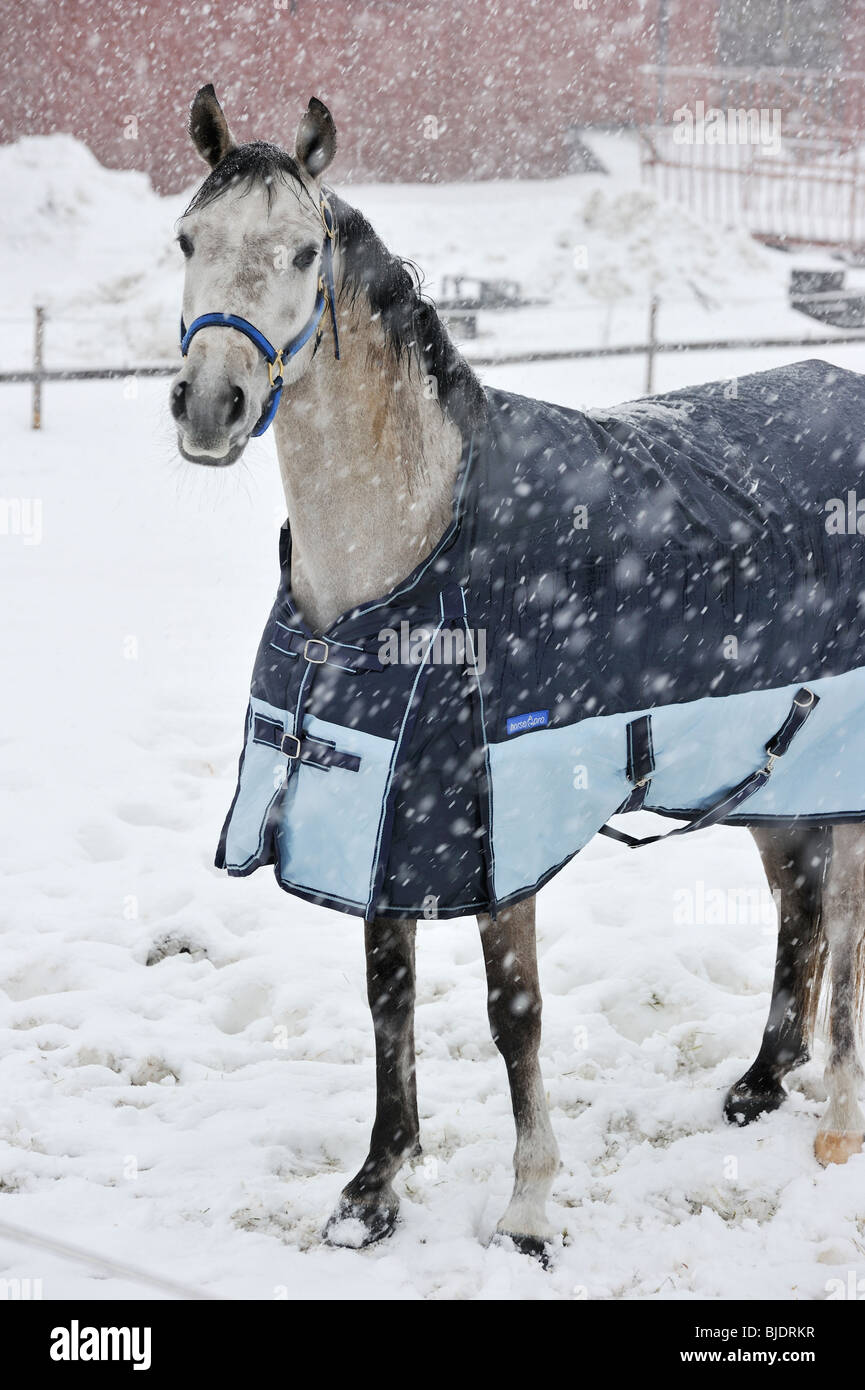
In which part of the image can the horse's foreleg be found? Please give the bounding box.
[816,826,865,1165]
[478,896,560,1257]
[324,916,419,1246]
[725,824,830,1125]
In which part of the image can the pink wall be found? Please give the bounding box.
[0,0,674,191]
[6,1,859,191]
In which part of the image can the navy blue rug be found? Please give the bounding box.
[217,360,865,919]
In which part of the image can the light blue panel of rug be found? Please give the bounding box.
[223,697,290,871]
[276,713,396,910]
[644,665,865,819]
[488,711,636,901]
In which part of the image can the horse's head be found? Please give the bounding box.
[170,85,337,465]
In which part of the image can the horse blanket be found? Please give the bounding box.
[217,359,865,920]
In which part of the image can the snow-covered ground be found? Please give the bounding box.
[1,137,865,1301]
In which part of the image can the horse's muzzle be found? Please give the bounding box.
[176,434,249,467]
[170,373,254,466]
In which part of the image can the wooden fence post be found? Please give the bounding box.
[644,294,658,395]
[32,305,45,430]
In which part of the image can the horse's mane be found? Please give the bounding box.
[183,142,487,433]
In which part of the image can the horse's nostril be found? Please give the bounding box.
[227,386,245,427]
[170,380,188,422]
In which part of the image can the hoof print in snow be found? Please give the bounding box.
[146,933,208,966]
[129,1056,179,1086]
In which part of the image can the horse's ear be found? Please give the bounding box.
[295,97,336,178]
[189,84,237,168]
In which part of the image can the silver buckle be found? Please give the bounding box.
[304,638,328,665]
[280,733,301,759]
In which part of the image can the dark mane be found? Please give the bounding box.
[183,143,487,434]
[328,191,486,432]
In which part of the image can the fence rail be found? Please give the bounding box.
[3,304,865,426]
[0,365,177,383]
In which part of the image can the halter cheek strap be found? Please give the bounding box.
[179,195,341,438]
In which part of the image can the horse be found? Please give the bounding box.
[170,85,865,1258]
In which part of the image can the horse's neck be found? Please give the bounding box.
[273,297,464,632]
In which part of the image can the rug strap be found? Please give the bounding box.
[615,713,655,813]
[599,686,819,849]
[251,715,361,773]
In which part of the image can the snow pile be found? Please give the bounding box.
[0,135,185,369]
[572,184,771,302]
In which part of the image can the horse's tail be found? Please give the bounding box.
[791,824,833,1050]
[842,887,865,1046]
[812,817,865,1045]
[813,826,865,1047]
[806,891,831,1049]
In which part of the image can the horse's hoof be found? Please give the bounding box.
[815,1130,865,1166]
[724,1074,787,1126]
[322,1196,399,1248]
[491,1230,553,1267]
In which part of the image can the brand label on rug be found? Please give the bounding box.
[506,709,549,736]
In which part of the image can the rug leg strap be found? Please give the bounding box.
[598,686,819,850]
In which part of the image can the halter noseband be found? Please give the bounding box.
[179,195,341,438]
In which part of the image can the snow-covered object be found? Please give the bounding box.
[218,361,865,919]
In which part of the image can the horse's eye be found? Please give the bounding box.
[177,234,194,258]
[293,244,317,270]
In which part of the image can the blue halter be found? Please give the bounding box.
[179,195,341,437]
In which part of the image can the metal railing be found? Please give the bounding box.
[640,125,865,250]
